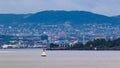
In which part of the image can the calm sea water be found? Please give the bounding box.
[0,49,120,68]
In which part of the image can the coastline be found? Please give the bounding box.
[1,47,120,51]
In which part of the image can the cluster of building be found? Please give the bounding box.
[0,23,120,48]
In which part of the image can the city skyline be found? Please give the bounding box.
[0,0,120,16]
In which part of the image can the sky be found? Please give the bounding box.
[0,0,120,16]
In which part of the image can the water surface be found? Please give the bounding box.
[0,49,120,68]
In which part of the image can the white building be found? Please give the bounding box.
[2,44,19,49]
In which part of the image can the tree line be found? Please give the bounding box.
[50,38,120,50]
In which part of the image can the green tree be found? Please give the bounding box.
[50,43,59,48]
[72,43,83,49]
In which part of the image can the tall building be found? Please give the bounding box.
[41,32,48,40]
[40,32,49,48]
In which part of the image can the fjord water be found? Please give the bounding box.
[0,49,120,68]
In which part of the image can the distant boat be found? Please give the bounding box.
[41,49,47,57]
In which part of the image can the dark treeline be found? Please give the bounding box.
[50,38,120,50]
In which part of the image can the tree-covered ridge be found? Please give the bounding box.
[0,11,119,25]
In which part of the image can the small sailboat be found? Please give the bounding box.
[41,49,47,57]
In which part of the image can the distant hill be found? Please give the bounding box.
[0,11,119,25]
[0,14,25,25]
[113,15,120,21]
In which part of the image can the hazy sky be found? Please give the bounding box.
[0,0,120,16]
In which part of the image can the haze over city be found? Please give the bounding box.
[0,0,120,16]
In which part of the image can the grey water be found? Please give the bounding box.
[0,49,120,68]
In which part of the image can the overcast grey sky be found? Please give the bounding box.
[0,0,120,16]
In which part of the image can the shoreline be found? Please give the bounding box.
[1,48,120,51]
